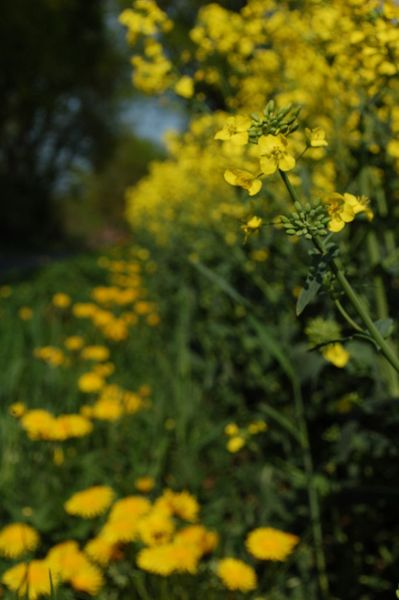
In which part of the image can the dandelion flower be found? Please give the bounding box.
[64,486,114,518]
[216,558,257,592]
[2,560,52,600]
[78,372,105,394]
[134,476,155,493]
[246,527,299,561]
[52,293,71,308]
[84,537,119,565]
[0,523,40,558]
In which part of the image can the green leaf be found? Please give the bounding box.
[374,318,395,339]
[296,278,321,316]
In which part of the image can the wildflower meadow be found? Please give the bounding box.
[1,1,399,599]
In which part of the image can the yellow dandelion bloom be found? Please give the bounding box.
[50,415,93,441]
[137,542,201,576]
[2,560,52,600]
[91,398,123,421]
[78,372,105,394]
[0,523,40,558]
[156,489,200,522]
[224,169,262,196]
[84,537,118,565]
[109,496,151,522]
[174,524,218,555]
[227,435,246,453]
[9,402,26,418]
[20,410,57,440]
[18,307,33,320]
[64,486,114,518]
[224,422,239,436]
[136,509,175,546]
[52,293,71,308]
[70,560,104,596]
[246,527,299,561]
[64,336,85,351]
[134,476,155,493]
[46,541,81,581]
[80,346,110,362]
[216,558,257,592]
[258,134,295,175]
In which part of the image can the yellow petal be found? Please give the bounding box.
[328,218,345,232]
[248,179,262,196]
[278,154,296,172]
[224,169,238,186]
[260,156,277,175]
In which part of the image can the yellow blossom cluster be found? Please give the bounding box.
[121,0,399,243]
[224,419,268,453]
[15,409,93,441]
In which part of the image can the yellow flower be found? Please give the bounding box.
[64,336,85,351]
[224,422,239,436]
[258,134,296,175]
[2,560,52,600]
[174,524,219,555]
[84,537,118,566]
[214,115,252,145]
[18,307,33,321]
[387,139,399,158]
[227,435,246,453]
[246,527,299,561]
[137,542,201,575]
[78,372,105,393]
[216,558,257,592]
[136,509,175,546]
[325,192,372,232]
[305,127,328,147]
[175,75,194,98]
[242,216,263,238]
[322,343,350,368]
[9,402,26,418]
[52,293,71,308]
[80,345,110,362]
[135,476,155,493]
[70,561,104,596]
[50,415,93,440]
[0,523,40,558]
[155,489,200,522]
[20,409,57,440]
[248,420,268,435]
[64,486,114,518]
[224,169,262,196]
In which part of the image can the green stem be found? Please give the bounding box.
[279,170,399,375]
[292,380,331,599]
[334,299,364,334]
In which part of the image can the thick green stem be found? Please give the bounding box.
[279,169,399,375]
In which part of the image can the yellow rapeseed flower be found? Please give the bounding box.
[258,134,296,175]
[216,558,257,592]
[325,192,372,232]
[214,115,252,145]
[0,523,40,558]
[224,422,239,436]
[224,169,262,196]
[64,486,114,518]
[322,343,350,368]
[246,527,299,561]
[175,75,194,98]
[305,127,328,147]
